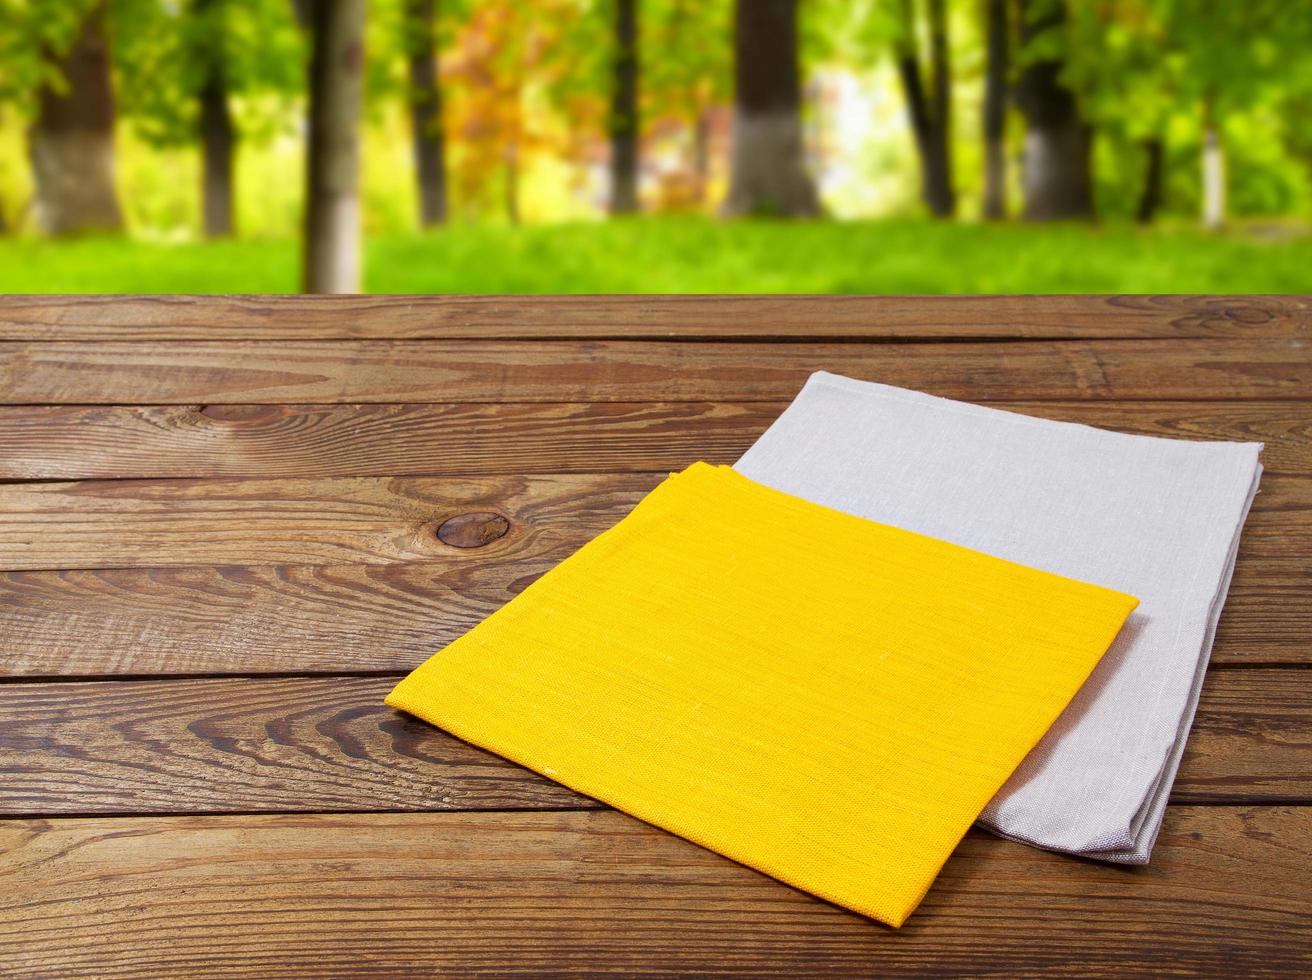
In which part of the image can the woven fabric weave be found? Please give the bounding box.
[388,462,1137,926]
[735,372,1262,863]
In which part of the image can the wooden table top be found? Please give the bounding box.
[1,295,1309,977]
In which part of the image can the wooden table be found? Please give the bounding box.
[1,295,1309,977]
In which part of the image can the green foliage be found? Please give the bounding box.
[642,0,732,119]
[2,0,1310,242]
[1,218,1308,293]
[363,0,462,116]
[804,0,899,67]
[1035,0,1312,219]
[539,0,611,106]
[0,0,99,109]
[493,0,733,131]
[112,0,303,146]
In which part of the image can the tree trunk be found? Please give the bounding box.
[981,0,1008,220]
[407,0,446,227]
[721,0,819,218]
[692,107,710,204]
[1015,0,1093,220]
[197,0,235,238]
[1135,136,1163,225]
[608,0,639,214]
[1201,93,1225,230]
[199,72,236,237]
[925,0,954,216]
[27,2,124,235]
[302,0,367,293]
[894,0,954,217]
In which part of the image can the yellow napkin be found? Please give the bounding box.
[387,463,1137,926]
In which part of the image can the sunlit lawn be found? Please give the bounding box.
[1,217,1308,293]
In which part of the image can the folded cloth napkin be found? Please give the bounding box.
[388,462,1137,926]
[735,372,1262,864]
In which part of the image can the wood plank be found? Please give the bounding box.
[0,471,1304,572]
[2,807,1307,977]
[1182,669,1312,802]
[0,475,1302,673]
[2,338,1309,404]
[0,401,780,481]
[0,472,659,569]
[0,568,1298,678]
[0,676,590,815]
[2,399,1309,481]
[0,670,1304,816]
[1,294,1306,340]
[0,563,1297,677]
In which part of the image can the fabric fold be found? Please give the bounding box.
[388,462,1137,926]
[734,372,1262,863]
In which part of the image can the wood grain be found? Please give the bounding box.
[0,472,1302,673]
[0,294,1308,977]
[0,472,660,569]
[0,471,1304,572]
[2,399,1310,481]
[3,338,1310,404]
[0,560,525,676]
[0,671,1305,816]
[0,561,1298,677]
[1183,670,1312,802]
[0,676,591,815]
[2,293,1306,340]
[2,807,1307,977]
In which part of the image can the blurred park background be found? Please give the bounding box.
[0,0,1308,293]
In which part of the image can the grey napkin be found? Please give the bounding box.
[736,372,1262,863]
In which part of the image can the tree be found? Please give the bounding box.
[300,0,367,293]
[0,0,57,232]
[1085,0,1298,228]
[608,0,639,213]
[640,0,731,209]
[721,0,819,217]
[894,0,954,217]
[28,1,124,234]
[406,0,447,226]
[195,0,236,236]
[981,0,1008,219]
[1059,0,1171,224]
[1015,0,1093,220]
[108,0,302,237]
[1175,1,1308,230]
[1156,1,1288,230]
[1134,135,1163,225]
[440,0,562,223]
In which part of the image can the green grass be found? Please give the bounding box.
[1,217,1309,293]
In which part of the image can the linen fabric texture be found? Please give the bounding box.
[735,372,1262,864]
[388,462,1137,927]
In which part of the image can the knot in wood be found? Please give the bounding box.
[1222,303,1273,325]
[436,512,511,548]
